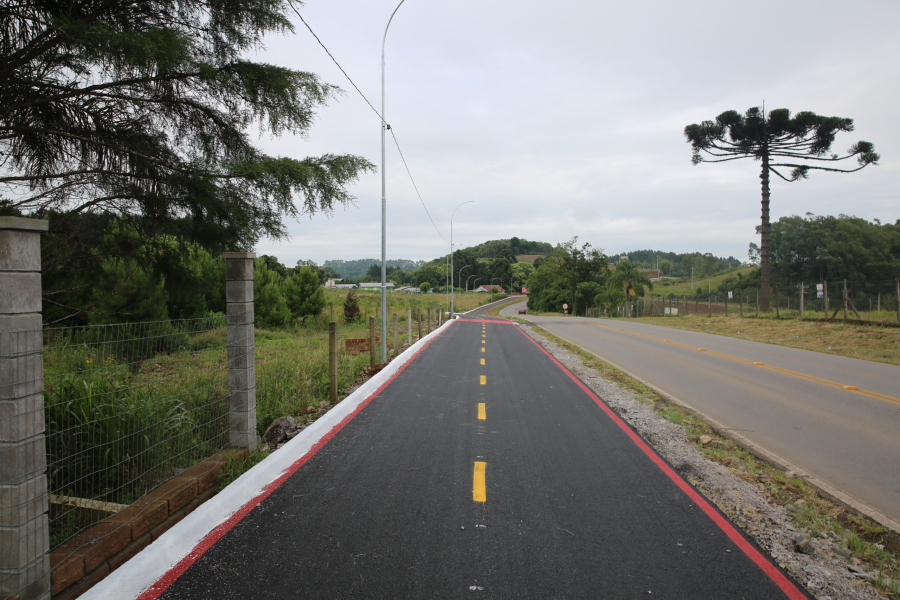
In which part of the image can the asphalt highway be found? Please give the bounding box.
[157,312,808,599]
[501,302,900,528]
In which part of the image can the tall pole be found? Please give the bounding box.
[466,274,477,293]
[459,265,470,311]
[491,277,500,303]
[380,0,407,362]
[450,200,474,317]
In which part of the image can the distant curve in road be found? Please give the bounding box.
[145,315,807,599]
[503,301,900,529]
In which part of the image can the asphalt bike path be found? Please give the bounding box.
[151,315,809,598]
[503,303,900,529]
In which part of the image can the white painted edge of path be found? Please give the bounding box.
[84,318,455,600]
[457,295,522,316]
[521,318,900,536]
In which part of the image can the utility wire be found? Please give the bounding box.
[390,128,448,244]
[288,2,450,245]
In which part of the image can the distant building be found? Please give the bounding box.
[474,284,504,293]
[395,286,419,294]
[332,283,357,289]
[359,282,395,291]
[324,278,343,288]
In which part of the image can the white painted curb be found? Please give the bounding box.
[84,318,455,600]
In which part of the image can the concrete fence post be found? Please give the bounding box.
[224,252,257,452]
[0,216,50,600]
[407,310,412,346]
[328,322,337,404]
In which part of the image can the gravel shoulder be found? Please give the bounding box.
[515,319,889,600]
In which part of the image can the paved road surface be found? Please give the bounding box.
[502,302,900,528]
[153,313,808,598]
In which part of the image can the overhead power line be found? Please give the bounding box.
[288,2,449,244]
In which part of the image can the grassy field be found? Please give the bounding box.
[626,314,900,366]
[648,267,756,296]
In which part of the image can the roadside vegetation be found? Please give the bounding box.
[627,314,900,366]
[514,318,900,597]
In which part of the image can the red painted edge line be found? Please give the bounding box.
[455,318,514,324]
[516,327,808,600]
[136,322,455,600]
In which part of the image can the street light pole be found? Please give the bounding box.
[450,200,474,317]
[491,277,500,303]
[380,0,407,363]
[458,265,470,311]
[466,274,477,293]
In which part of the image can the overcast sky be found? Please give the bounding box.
[253,0,899,266]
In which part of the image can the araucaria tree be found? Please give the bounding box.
[684,107,879,311]
[0,0,374,256]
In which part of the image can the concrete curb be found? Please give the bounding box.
[84,319,455,600]
[519,319,900,537]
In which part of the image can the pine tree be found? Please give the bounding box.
[684,107,878,311]
[0,0,374,277]
[343,290,361,324]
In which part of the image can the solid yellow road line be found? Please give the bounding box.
[480,375,486,385]
[480,358,485,365]
[478,403,486,420]
[594,323,900,407]
[473,462,486,502]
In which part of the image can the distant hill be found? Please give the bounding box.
[323,258,425,280]
[462,237,553,259]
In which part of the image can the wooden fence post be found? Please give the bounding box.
[369,316,376,367]
[843,280,849,321]
[408,309,412,345]
[393,312,398,355]
[328,322,337,404]
[823,281,829,318]
[417,309,422,340]
[427,307,431,334]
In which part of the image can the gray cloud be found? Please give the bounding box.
[254,0,900,266]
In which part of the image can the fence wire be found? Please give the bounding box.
[41,316,230,552]
[590,279,900,322]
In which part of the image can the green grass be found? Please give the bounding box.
[649,267,756,296]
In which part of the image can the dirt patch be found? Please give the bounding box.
[516,320,895,600]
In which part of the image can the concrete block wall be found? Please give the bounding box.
[0,217,50,600]
[223,253,257,452]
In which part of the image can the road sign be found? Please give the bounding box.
[562,303,568,310]
[522,287,528,294]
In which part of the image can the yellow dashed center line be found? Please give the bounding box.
[481,347,485,353]
[480,358,485,365]
[480,375,486,385]
[594,323,900,407]
[482,340,485,344]
[473,462,486,502]
[478,403,486,420]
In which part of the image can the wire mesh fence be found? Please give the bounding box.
[0,299,441,598]
[41,316,230,551]
[589,279,900,323]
